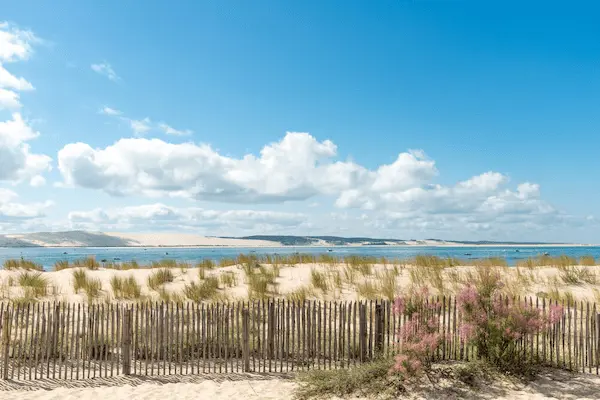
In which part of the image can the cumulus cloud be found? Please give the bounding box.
[58,132,366,202]
[0,113,52,184]
[68,203,306,232]
[56,131,575,234]
[0,188,52,221]
[0,22,38,109]
[91,62,119,81]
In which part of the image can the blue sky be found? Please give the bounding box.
[1,1,599,242]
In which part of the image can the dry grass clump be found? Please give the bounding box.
[54,260,71,271]
[286,286,315,303]
[311,269,329,293]
[409,264,445,295]
[18,271,48,297]
[147,269,175,291]
[356,280,378,299]
[517,254,578,268]
[3,258,43,271]
[374,269,399,300]
[474,257,508,267]
[72,257,100,270]
[557,265,596,285]
[71,269,102,302]
[219,271,237,287]
[106,260,141,270]
[245,264,280,299]
[110,275,142,300]
[157,287,185,303]
[414,255,461,268]
[579,256,596,266]
[151,259,178,269]
[218,258,236,268]
[184,276,220,302]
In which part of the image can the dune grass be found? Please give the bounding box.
[3,259,43,271]
[147,269,175,291]
[71,257,100,270]
[18,271,48,297]
[310,269,329,293]
[219,271,238,287]
[184,276,220,302]
[110,275,142,300]
[558,265,596,285]
[286,286,315,303]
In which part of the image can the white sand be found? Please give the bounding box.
[4,369,600,399]
[3,379,296,400]
[102,232,281,247]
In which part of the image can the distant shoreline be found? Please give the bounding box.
[1,243,596,249]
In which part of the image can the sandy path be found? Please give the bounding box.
[5,369,600,400]
[3,379,296,400]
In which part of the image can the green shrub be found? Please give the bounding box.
[295,359,399,400]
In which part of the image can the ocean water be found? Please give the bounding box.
[1,246,600,270]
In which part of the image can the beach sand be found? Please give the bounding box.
[3,368,600,399]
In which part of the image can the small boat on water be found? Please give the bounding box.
[464,253,472,256]
[328,249,333,252]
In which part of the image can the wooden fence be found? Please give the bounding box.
[0,297,599,381]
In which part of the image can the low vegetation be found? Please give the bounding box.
[147,269,175,291]
[3,258,43,271]
[110,275,142,300]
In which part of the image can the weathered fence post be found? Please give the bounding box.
[267,301,275,359]
[1,310,10,380]
[375,304,384,356]
[122,307,132,375]
[52,304,60,359]
[242,309,250,372]
[596,313,600,368]
[359,303,367,362]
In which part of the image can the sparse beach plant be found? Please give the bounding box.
[220,271,237,287]
[147,269,175,291]
[356,280,378,299]
[18,272,48,297]
[286,286,315,303]
[83,277,102,303]
[54,260,71,271]
[73,269,88,293]
[579,256,596,266]
[3,259,43,271]
[184,277,220,302]
[310,269,328,292]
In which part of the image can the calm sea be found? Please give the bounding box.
[1,246,600,270]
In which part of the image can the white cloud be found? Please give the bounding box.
[68,203,306,232]
[0,188,52,221]
[0,22,38,62]
[0,113,52,183]
[91,62,119,81]
[159,123,193,136]
[0,63,34,91]
[58,132,365,201]
[130,118,151,135]
[0,23,38,110]
[99,106,121,116]
[0,88,21,109]
[55,131,578,234]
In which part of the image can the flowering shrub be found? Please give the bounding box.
[392,287,444,377]
[457,281,563,370]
